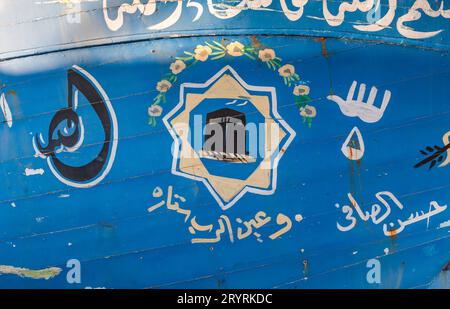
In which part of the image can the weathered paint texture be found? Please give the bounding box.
[0,1,449,288]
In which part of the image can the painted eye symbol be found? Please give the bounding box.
[341,126,365,161]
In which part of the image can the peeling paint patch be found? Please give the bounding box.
[306,15,326,21]
[24,168,45,176]
[10,202,16,208]
[439,220,450,229]
[58,194,70,198]
[0,93,13,128]
[0,265,62,280]
[35,217,45,223]
[384,248,390,255]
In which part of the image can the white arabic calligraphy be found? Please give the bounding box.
[101,0,450,40]
[397,0,450,39]
[336,191,447,236]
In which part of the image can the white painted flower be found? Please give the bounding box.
[278,64,296,77]
[293,85,310,96]
[194,45,213,62]
[258,48,276,62]
[170,60,186,75]
[148,105,163,117]
[226,41,245,57]
[300,105,316,118]
[156,80,172,93]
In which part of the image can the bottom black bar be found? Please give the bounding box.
[0,289,447,306]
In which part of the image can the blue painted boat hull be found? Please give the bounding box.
[0,1,449,289]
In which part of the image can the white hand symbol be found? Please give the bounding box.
[328,81,391,123]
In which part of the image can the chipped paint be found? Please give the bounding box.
[0,265,62,280]
[439,220,450,229]
[35,217,46,223]
[24,168,45,176]
[0,93,12,128]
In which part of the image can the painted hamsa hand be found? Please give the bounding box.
[327,81,391,123]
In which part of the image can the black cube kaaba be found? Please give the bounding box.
[201,108,255,163]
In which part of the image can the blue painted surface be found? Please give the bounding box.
[0,1,449,288]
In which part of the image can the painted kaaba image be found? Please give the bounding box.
[200,107,256,163]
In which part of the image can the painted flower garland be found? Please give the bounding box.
[148,40,316,127]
